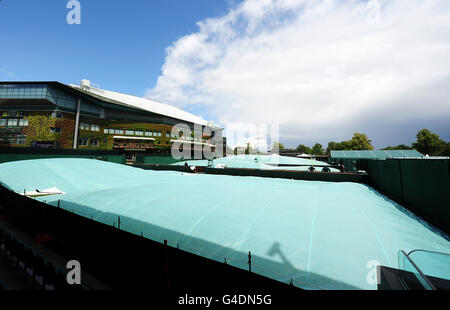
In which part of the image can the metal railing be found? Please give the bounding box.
[398,250,440,290]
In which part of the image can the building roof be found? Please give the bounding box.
[330,150,424,159]
[0,80,215,127]
[68,83,211,127]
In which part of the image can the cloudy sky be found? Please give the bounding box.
[146,0,450,149]
[1,0,449,149]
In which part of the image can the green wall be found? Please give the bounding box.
[0,153,126,165]
[362,158,450,232]
[135,155,182,165]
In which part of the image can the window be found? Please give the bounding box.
[7,119,18,126]
[145,131,152,137]
[157,132,162,137]
[115,129,124,135]
[80,123,89,130]
[6,112,23,118]
[19,119,29,126]
[79,138,88,146]
[0,119,6,126]
[91,139,99,147]
[50,127,62,133]
[135,131,143,136]
[51,112,63,119]
[125,130,135,135]
[16,135,27,145]
[91,125,100,132]
[0,135,15,144]
[104,128,109,134]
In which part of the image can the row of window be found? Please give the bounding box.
[2,112,24,118]
[79,138,99,147]
[103,128,163,137]
[51,112,63,119]
[177,136,207,143]
[1,112,62,120]
[0,120,61,133]
[0,119,29,127]
[0,89,47,99]
[80,123,99,131]
[0,134,27,145]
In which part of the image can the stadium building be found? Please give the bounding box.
[0,80,224,160]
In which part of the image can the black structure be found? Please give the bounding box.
[133,164,369,183]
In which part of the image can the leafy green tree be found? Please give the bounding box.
[245,142,253,155]
[326,141,344,154]
[296,144,312,154]
[382,144,413,150]
[311,143,325,155]
[326,133,373,153]
[347,133,374,150]
[412,129,447,156]
[272,142,285,152]
[441,142,450,156]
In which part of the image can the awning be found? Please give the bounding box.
[113,136,155,141]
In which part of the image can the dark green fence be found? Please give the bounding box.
[0,147,126,165]
[135,155,183,165]
[360,158,450,233]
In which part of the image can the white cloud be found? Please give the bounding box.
[147,0,450,148]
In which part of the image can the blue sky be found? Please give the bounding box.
[1,0,449,149]
[0,0,234,94]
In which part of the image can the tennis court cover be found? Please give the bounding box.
[0,158,448,290]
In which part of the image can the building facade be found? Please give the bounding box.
[0,81,224,157]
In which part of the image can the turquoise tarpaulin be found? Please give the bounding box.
[0,158,448,290]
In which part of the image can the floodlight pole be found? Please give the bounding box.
[73,97,81,149]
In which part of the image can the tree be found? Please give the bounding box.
[441,142,450,156]
[311,143,325,155]
[296,144,312,154]
[326,133,373,153]
[412,129,446,156]
[272,142,285,152]
[326,141,344,154]
[245,142,253,155]
[234,147,245,155]
[382,144,413,150]
[347,133,374,150]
